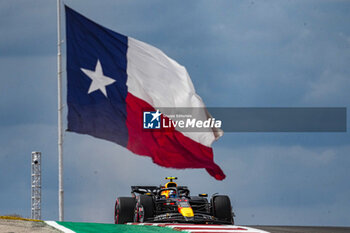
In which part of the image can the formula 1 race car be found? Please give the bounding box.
[114,177,234,224]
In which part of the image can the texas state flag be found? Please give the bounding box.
[65,6,225,180]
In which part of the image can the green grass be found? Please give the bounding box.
[57,222,178,233]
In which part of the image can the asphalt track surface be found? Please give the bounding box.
[251,225,350,233]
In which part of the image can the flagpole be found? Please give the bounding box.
[57,0,64,221]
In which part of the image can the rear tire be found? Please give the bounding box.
[212,195,233,224]
[115,197,135,224]
[135,195,154,222]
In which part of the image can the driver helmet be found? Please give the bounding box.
[168,190,176,198]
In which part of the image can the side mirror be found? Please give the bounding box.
[198,193,208,197]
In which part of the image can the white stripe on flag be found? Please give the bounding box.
[126,37,219,147]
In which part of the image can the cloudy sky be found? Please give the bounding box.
[1,0,349,226]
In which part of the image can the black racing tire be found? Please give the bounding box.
[115,197,135,224]
[137,195,154,221]
[212,195,233,223]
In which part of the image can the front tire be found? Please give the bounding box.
[115,197,135,224]
[211,195,233,224]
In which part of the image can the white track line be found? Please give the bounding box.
[45,221,76,233]
[127,223,161,226]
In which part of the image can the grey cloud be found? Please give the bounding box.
[0,55,57,125]
[0,1,56,56]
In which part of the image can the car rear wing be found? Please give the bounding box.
[131,186,159,196]
[131,185,189,196]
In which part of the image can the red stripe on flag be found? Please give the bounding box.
[125,93,225,180]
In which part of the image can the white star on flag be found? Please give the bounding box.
[81,60,116,97]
